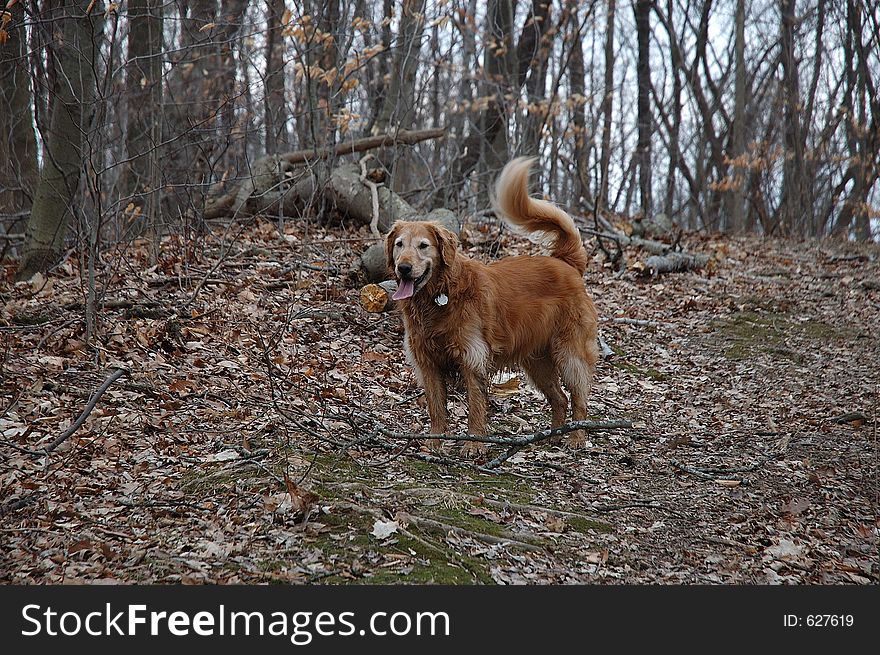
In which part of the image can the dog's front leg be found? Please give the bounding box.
[461,370,489,457]
[405,337,448,449]
[420,363,448,450]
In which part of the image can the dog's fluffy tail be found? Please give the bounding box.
[493,157,587,275]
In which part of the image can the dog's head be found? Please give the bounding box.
[385,220,458,301]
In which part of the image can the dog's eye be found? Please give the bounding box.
[418,243,429,250]
[395,240,403,248]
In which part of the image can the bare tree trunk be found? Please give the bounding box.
[163,0,220,220]
[18,0,99,280]
[217,0,250,173]
[364,0,394,133]
[663,19,682,222]
[0,0,39,236]
[435,0,552,208]
[264,0,290,154]
[728,0,746,231]
[634,0,652,218]
[779,0,806,235]
[374,0,425,133]
[521,0,554,160]
[566,0,590,207]
[303,0,341,150]
[598,0,615,210]
[477,0,516,206]
[831,0,879,240]
[123,0,163,228]
[374,0,427,191]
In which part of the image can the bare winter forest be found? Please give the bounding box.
[0,1,877,584]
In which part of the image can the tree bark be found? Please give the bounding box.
[0,0,39,233]
[634,0,652,218]
[643,252,709,276]
[779,0,807,235]
[598,0,615,210]
[203,128,446,220]
[374,0,425,134]
[301,0,341,150]
[521,1,554,160]
[833,0,879,240]
[566,0,590,207]
[373,0,427,191]
[162,0,220,219]
[476,0,516,207]
[18,0,99,280]
[264,0,290,154]
[727,0,746,231]
[122,0,163,227]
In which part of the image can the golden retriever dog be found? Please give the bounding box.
[385,157,598,456]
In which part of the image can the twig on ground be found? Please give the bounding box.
[669,459,750,484]
[400,487,610,528]
[333,501,543,552]
[367,417,633,448]
[610,317,659,327]
[668,452,775,484]
[28,368,126,457]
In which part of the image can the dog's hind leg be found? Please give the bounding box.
[555,342,597,448]
[523,355,568,439]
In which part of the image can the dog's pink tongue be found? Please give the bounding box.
[392,279,415,300]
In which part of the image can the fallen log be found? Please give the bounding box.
[642,251,709,275]
[580,213,709,276]
[203,128,446,221]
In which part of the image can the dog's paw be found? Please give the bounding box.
[564,431,587,449]
[460,440,488,458]
[423,438,443,451]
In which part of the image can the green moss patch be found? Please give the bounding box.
[713,311,845,360]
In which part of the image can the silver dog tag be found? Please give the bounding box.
[434,293,448,306]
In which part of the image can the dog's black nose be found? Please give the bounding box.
[397,263,412,278]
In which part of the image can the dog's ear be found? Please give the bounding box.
[385,222,403,274]
[430,224,459,267]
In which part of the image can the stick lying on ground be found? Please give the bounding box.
[358,415,633,470]
[33,368,127,456]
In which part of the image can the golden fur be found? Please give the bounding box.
[385,157,599,456]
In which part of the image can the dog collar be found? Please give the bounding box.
[434,293,448,306]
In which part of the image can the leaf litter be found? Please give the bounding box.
[0,220,878,584]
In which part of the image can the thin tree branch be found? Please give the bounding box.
[35,367,126,456]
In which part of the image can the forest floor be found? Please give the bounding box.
[1,215,878,584]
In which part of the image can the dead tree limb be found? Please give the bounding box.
[368,418,632,449]
[643,251,709,275]
[356,413,631,446]
[204,129,446,221]
[280,128,446,166]
[36,368,126,456]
